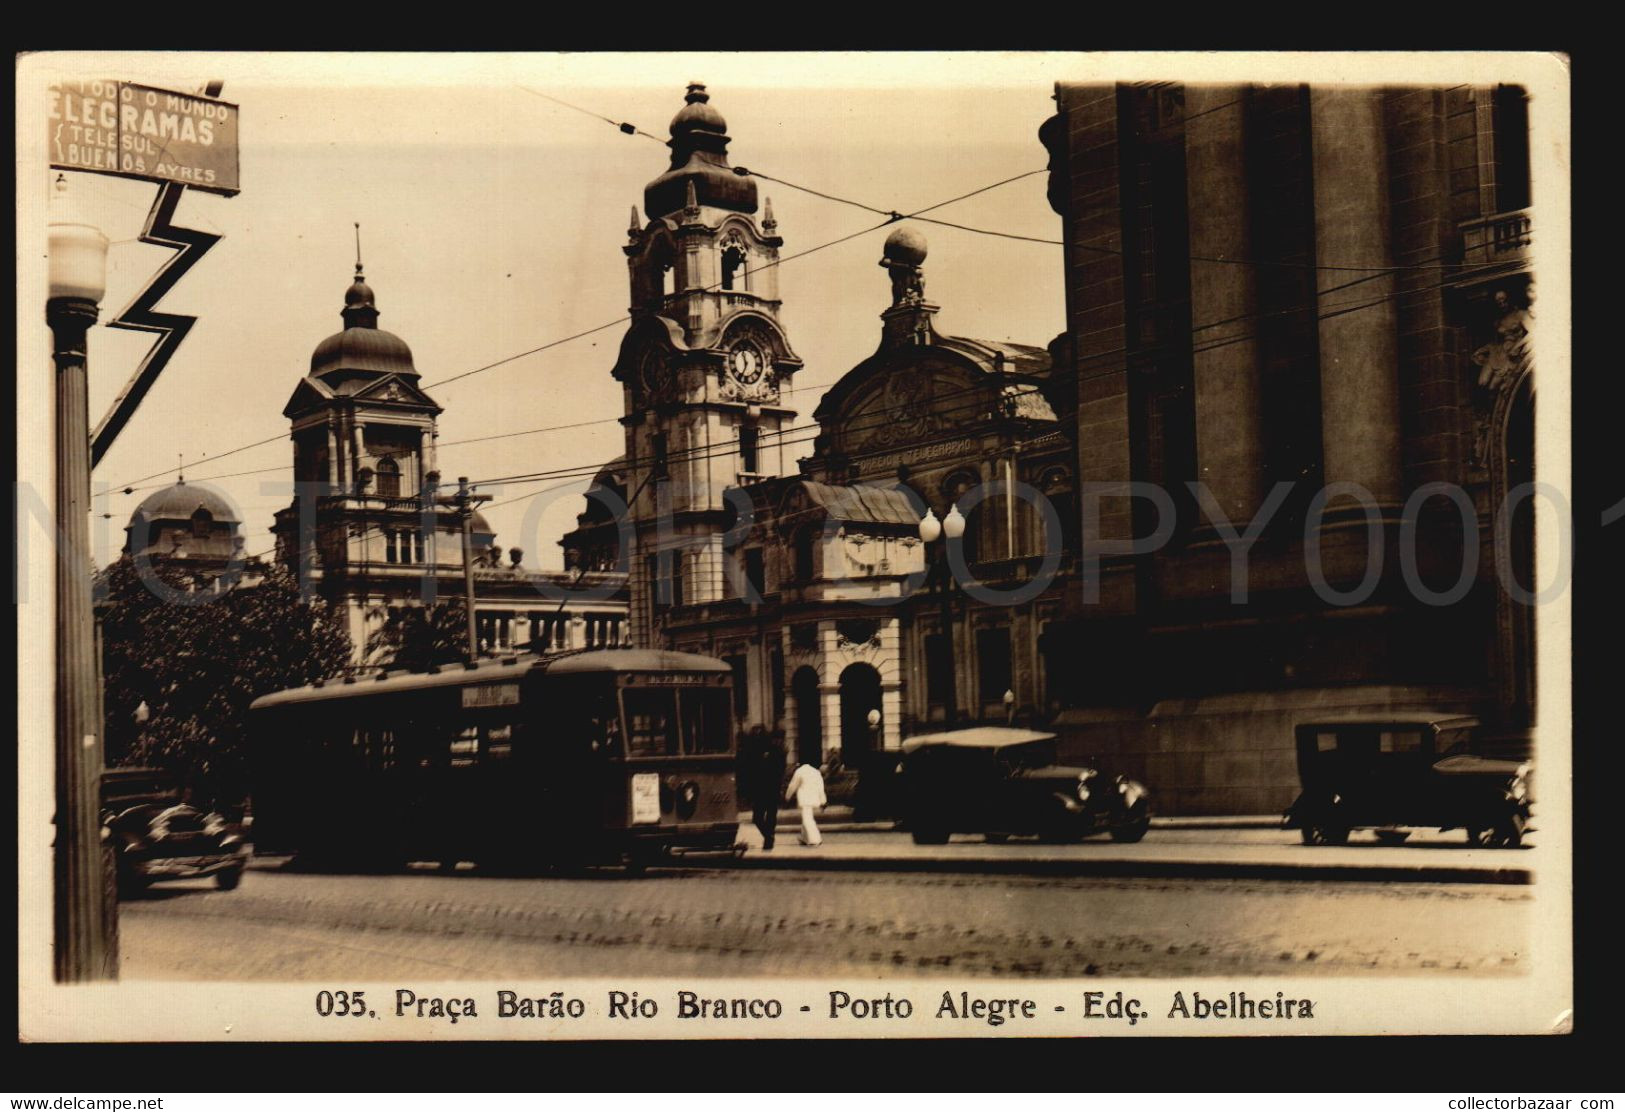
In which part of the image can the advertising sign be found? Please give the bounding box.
[47,79,240,195]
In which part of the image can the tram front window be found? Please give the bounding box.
[680,688,732,754]
[623,689,678,757]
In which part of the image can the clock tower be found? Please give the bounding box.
[613,83,802,647]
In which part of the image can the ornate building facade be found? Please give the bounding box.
[1038,81,1537,812]
[611,86,1078,774]
[272,263,629,665]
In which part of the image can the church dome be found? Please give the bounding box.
[131,479,239,525]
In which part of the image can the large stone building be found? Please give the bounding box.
[272,263,629,665]
[613,85,1077,773]
[1037,81,1537,812]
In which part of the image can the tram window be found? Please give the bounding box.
[449,725,479,767]
[680,687,732,754]
[585,696,621,756]
[1378,729,1424,755]
[486,723,514,760]
[623,689,678,757]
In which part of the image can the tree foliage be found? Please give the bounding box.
[97,557,352,809]
[364,601,471,673]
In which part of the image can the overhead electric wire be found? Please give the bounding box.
[105,86,1476,495]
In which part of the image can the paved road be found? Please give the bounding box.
[119,853,1532,982]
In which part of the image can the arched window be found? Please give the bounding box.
[190,508,212,538]
[721,244,746,291]
[375,457,400,499]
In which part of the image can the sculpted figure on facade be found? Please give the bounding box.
[1469,282,1535,468]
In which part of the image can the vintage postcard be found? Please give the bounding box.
[17,50,1572,1041]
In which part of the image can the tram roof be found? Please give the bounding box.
[249,649,731,710]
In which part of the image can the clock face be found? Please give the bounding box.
[729,344,765,386]
[640,349,670,397]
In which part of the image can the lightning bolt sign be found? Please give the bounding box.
[90,77,229,470]
[90,180,222,469]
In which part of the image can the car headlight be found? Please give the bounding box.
[1077,781,1091,802]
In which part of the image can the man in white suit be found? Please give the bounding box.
[785,759,827,846]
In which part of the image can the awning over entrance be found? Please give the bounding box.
[779,480,920,530]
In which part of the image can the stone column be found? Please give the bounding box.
[1185,85,1265,526]
[1310,87,1402,506]
[818,682,841,761]
[328,423,343,488]
[880,683,903,751]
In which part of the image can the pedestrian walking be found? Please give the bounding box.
[785,757,827,846]
[743,726,786,850]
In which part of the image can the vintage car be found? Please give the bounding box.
[899,727,1151,845]
[1283,716,1534,848]
[102,768,249,895]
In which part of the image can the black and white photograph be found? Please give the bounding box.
[17,50,1572,1041]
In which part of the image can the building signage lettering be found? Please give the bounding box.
[461,683,521,708]
[47,79,241,195]
[856,437,979,475]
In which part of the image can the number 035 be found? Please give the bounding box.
[315,989,369,1017]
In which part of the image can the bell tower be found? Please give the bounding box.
[613,84,803,647]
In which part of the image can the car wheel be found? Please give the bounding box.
[1484,813,1526,849]
[215,865,243,891]
[1303,823,1349,846]
[911,829,949,845]
[1372,829,1411,845]
[985,832,1010,844]
[1110,815,1151,844]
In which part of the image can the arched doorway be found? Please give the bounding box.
[839,663,882,765]
[791,666,822,767]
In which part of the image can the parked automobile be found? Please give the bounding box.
[899,727,1151,845]
[1283,716,1533,848]
[102,768,248,895]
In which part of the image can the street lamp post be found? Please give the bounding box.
[918,504,966,730]
[48,174,118,981]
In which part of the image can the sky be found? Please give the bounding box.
[19,51,1569,574]
[22,52,1089,571]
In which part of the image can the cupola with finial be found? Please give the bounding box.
[307,224,421,382]
[642,82,758,220]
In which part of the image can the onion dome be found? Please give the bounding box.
[882,225,929,267]
[643,83,758,219]
[309,265,420,381]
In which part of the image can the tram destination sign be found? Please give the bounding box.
[47,79,240,195]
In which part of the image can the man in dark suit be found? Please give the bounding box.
[746,726,787,851]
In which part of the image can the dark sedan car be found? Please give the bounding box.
[102,768,248,895]
[900,727,1151,846]
[1283,716,1534,848]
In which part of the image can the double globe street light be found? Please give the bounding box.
[918,504,966,731]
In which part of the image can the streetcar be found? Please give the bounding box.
[247,649,740,872]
